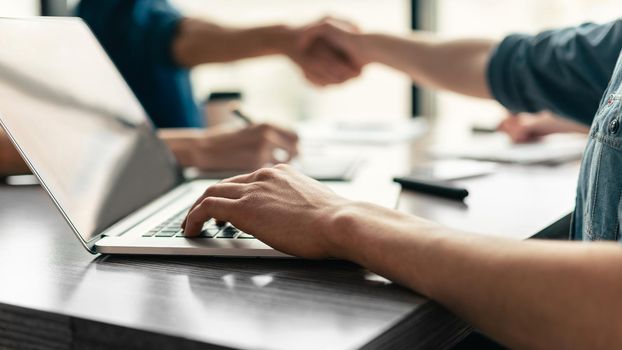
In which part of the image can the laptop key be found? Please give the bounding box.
[197,229,216,238]
[160,228,180,233]
[173,230,215,238]
[217,226,239,239]
[200,221,220,235]
[237,232,255,239]
[155,230,178,237]
[144,208,191,238]
[142,230,159,237]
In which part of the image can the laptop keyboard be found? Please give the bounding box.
[141,209,255,240]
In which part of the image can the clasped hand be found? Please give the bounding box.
[287,18,369,87]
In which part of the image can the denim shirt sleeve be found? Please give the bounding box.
[76,0,203,128]
[487,20,622,125]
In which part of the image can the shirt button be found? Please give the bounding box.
[609,119,620,134]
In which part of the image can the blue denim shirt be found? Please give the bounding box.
[76,0,203,128]
[488,19,622,241]
[572,55,622,241]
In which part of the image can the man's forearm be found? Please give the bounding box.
[172,19,296,67]
[330,203,622,349]
[0,131,28,176]
[354,33,496,99]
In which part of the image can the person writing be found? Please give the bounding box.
[182,19,622,349]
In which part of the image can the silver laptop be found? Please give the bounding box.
[0,17,399,257]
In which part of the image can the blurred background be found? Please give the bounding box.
[1,0,621,127]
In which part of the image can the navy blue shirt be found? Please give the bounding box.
[77,0,203,128]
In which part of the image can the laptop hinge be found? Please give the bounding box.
[95,183,194,239]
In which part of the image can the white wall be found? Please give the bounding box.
[0,0,39,16]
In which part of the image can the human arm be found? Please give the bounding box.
[361,34,495,98]
[306,19,622,122]
[182,165,622,349]
[172,19,360,86]
[346,33,495,99]
[301,21,495,98]
[498,111,591,143]
[158,123,298,171]
[0,130,29,176]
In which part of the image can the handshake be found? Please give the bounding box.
[282,18,371,87]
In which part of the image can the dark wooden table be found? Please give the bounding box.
[0,133,580,350]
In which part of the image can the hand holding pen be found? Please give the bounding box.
[232,109,299,164]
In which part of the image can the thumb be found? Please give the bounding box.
[325,17,361,34]
[298,24,329,51]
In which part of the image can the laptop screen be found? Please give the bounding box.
[0,18,183,245]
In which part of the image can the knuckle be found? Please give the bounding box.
[201,186,216,198]
[255,123,271,134]
[237,193,254,207]
[261,129,276,141]
[253,167,276,181]
[240,190,263,206]
[274,163,290,171]
[203,185,219,197]
[200,197,215,207]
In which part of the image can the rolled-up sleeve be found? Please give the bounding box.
[487,20,622,125]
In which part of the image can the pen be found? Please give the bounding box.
[471,125,498,134]
[232,109,253,125]
[393,176,469,201]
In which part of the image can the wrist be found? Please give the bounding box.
[253,25,299,56]
[325,201,434,263]
[322,201,362,260]
[353,33,378,65]
[324,201,400,262]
